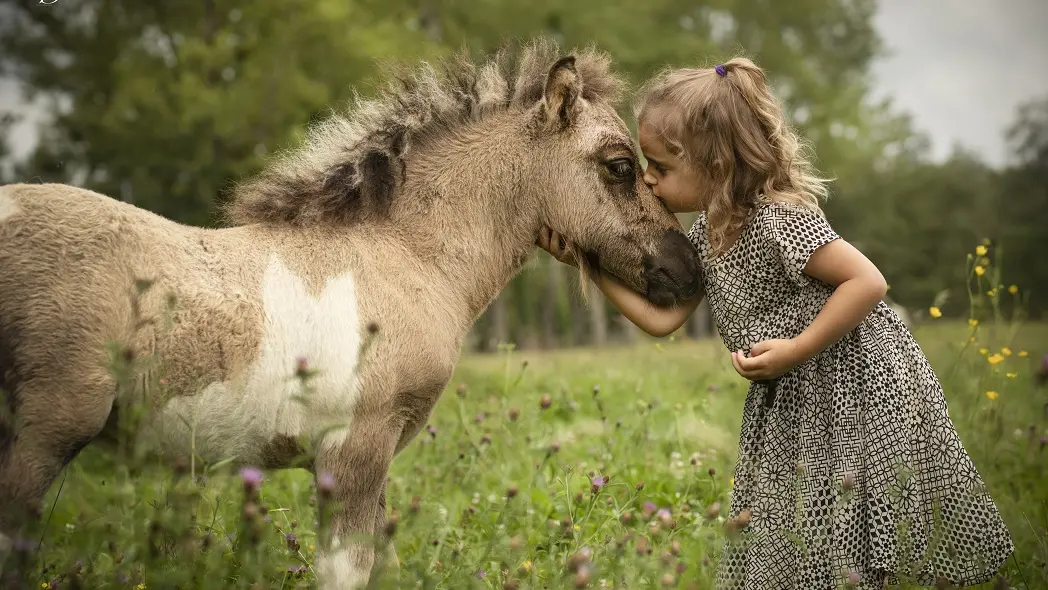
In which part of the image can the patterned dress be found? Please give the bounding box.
[687,201,1014,589]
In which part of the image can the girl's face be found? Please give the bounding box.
[638,120,707,214]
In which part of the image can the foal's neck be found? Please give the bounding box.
[396,126,540,326]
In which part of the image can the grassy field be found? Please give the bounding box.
[4,316,1046,589]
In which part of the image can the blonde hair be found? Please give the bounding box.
[633,57,831,256]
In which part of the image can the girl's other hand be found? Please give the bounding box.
[537,226,578,267]
[731,339,804,380]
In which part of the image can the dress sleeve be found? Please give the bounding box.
[685,213,705,252]
[764,203,840,288]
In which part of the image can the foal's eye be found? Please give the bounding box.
[604,158,635,181]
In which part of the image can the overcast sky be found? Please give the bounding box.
[2,0,1047,170]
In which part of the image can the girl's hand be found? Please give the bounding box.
[730,339,804,380]
[537,226,578,267]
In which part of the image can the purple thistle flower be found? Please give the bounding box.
[590,475,606,494]
[475,569,487,579]
[317,471,336,497]
[239,466,263,489]
[641,501,657,519]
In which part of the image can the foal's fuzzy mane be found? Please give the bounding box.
[224,38,624,227]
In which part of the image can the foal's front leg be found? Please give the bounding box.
[312,428,397,590]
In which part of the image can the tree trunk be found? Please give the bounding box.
[589,300,607,347]
[490,295,509,350]
[542,260,562,349]
[690,299,712,338]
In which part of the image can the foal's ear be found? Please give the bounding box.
[542,56,582,130]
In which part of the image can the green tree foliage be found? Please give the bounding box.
[1,1,1040,346]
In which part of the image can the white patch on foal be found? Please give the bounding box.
[156,254,363,463]
[0,186,21,223]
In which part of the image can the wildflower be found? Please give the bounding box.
[522,560,533,572]
[987,289,996,297]
[426,425,437,438]
[591,475,606,494]
[1006,372,1017,379]
[1002,347,1012,356]
[239,466,263,491]
[475,569,487,579]
[929,306,942,318]
[706,502,721,520]
[979,348,989,355]
[708,467,717,477]
[842,472,856,491]
[317,472,336,496]
[968,318,978,327]
[969,337,976,343]
[507,484,519,499]
[508,407,519,421]
[285,532,300,552]
[987,353,1004,365]
[641,501,657,520]
[980,257,990,266]
[656,508,673,526]
[620,512,633,524]
[986,391,999,401]
[730,477,735,486]
[1008,285,1018,294]
[295,356,310,379]
[540,395,552,409]
[1018,350,1028,357]
[975,266,985,277]
[975,245,987,256]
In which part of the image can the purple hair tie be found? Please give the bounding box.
[714,64,727,77]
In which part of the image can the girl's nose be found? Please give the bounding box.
[642,168,657,187]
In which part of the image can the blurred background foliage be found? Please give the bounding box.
[1,0,1045,351]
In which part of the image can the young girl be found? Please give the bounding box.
[539,58,1013,588]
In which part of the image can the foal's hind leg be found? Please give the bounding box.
[0,381,113,587]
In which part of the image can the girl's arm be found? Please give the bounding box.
[732,237,886,379]
[589,269,704,337]
[538,227,703,337]
[790,238,887,361]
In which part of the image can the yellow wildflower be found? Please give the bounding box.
[1008,285,1018,294]
[968,337,976,343]
[523,560,533,572]
[573,524,581,531]
[968,318,978,327]
[1006,372,1017,379]
[987,289,996,297]
[1002,347,1012,356]
[979,348,988,355]
[987,353,1004,365]
[980,257,990,266]
[730,477,735,487]
[1018,350,1028,357]
[975,245,987,256]
[974,266,985,276]
[985,391,998,400]
[929,306,942,318]
[309,544,315,552]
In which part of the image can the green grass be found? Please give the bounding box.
[6,317,1047,589]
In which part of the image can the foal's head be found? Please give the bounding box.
[525,55,701,306]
